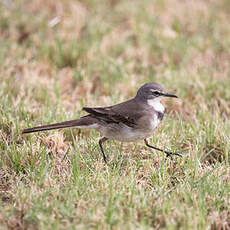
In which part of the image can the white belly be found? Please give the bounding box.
[99,115,161,142]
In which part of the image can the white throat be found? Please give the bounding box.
[147,97,165,113]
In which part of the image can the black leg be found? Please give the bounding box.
[99,137,109,163]
[144,139,182,159]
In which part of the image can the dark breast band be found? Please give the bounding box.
[157,112,164,121]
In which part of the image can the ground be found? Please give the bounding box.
[0,0,230,229]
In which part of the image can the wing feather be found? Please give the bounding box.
[83,106,137,127]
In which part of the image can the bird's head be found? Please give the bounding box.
[135,82,178,101]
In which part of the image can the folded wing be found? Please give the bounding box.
[83,99,146,128]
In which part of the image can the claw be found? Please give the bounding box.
[166,152,173,160]
[174,152,183,157]
[104,156,109,164]
[165,151,183,159]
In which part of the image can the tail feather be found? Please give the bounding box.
[22,116,97,134]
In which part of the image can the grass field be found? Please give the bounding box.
[0,0,230,229]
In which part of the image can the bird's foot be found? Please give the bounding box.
[103,156,109,164]
[165,151,183,159]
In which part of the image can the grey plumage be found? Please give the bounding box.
[22,82,182,162]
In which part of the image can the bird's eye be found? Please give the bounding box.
[153,91,160,95]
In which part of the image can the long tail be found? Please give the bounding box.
[22,116,97,134]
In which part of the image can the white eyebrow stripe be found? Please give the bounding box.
[150,89,160,93]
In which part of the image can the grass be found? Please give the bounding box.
[0,0,230,229]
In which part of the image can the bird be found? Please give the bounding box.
[22,82,182,163]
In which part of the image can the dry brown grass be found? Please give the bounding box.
[0,0,230,229]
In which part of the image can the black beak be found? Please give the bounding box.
[163,93,178,98]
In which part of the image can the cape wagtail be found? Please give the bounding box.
[22,82,182,163]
